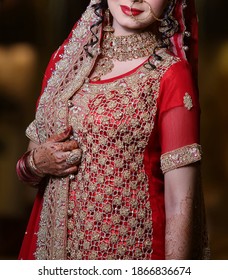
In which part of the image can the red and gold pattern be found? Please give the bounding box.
[19,0,206,260]
[25,47,204,259]
[160,144,201,174]
[27,50,179,259]
[67,67,164,259]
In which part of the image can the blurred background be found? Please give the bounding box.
[0,0,227,260]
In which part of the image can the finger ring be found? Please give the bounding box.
[66,149,82,165]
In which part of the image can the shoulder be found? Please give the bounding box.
[145,50,192,83]
[154,50,195,92]
[161,57,195,89]
[157,52,199,114]
[158,51,191,76]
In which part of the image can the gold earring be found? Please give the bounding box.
[103,9,114,33]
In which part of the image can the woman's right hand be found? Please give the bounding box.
[30,127,81,177]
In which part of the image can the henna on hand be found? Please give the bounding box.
[32,127,81,177]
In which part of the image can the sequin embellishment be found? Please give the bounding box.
[183,92,193,110]
[160,143,202,173]
[66,53,179,260]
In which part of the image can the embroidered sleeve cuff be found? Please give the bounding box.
[160,143,202,174]
[25,120,40,144]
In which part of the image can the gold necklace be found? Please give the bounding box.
[90,31,157,81]
[102,31,157,61]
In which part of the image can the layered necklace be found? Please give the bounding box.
[90,31,157,81]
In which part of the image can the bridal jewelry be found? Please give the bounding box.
[103,9,115,34]
[66,149,82,165]
[101,31,156,61]
[130,0,163,23]
[90,32,157,81]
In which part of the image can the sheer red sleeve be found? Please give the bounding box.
[157,60,202,173]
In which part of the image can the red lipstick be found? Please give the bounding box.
[120,5,144,16]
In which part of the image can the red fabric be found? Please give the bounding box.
[171,0,198,84]
[36,21,78,109]
[18,189,44,260]
[144,122,165,259]
[17,25,72,260]
[18,58,200,260]
[19,22,79,259]
[144,59,200,259]
[18,1,199,260]
[158,60,200,154]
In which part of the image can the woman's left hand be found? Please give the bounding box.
[28,127,82,177]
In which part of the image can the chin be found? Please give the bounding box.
[115,19,151,34]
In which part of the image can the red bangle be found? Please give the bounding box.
[16,151,44,186]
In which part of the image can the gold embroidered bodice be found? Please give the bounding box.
[66,54,178,259]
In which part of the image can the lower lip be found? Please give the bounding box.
[120,5,143,16]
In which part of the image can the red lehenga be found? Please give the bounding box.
[18,0,209,260]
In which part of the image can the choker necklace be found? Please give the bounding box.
[101,31,157,61]
[90,31,157,81]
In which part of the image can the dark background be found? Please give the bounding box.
[0,0,227,259]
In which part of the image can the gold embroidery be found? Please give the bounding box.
[28,44,182,259]
[183,92,193,110]
[33,1,102,260]
[25,120,40,144]
[160,143,202,173]
[67,52,180,260]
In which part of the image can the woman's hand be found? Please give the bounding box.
[32,127,81,177]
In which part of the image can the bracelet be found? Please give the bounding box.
[16,151,44,186]
[27,149,44,177]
